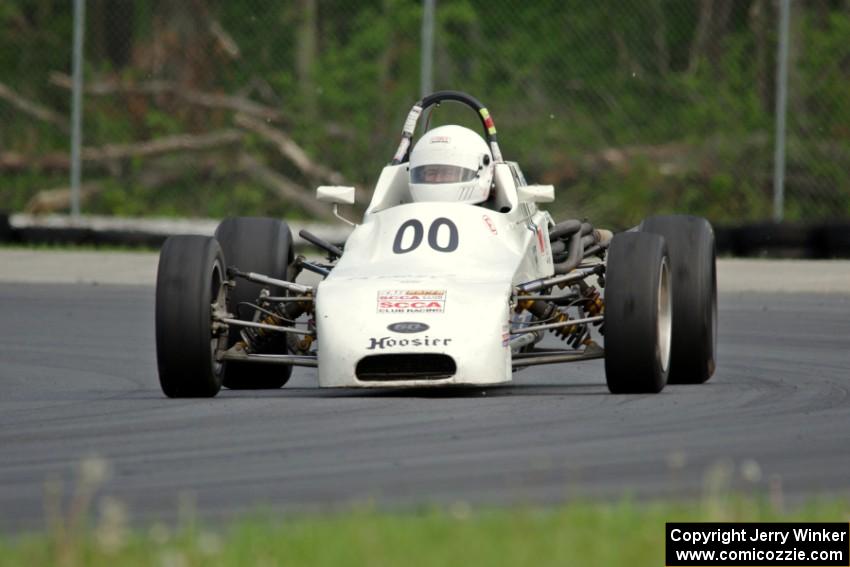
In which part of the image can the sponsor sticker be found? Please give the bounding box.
[402,105,422,136]
[367,336,452,350]
[429,136,451,144]
[387,322,430,333]
[482,214,498,235]
[536,226,546,253]
[378,289,446,314]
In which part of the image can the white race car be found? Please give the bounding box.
[155,91,717,397]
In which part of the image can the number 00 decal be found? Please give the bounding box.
[392,219,424,253]
[392,218,458,253]
[428,217,459,252]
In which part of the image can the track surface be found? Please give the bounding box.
[1,283,849,531]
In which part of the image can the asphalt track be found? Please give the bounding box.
[1,281,849,531]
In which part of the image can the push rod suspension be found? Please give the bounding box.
[217,317,314,336]
[229,268,313,294]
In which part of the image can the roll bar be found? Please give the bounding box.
[390,90,504,165]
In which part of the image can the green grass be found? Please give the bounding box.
[2,498,847,567]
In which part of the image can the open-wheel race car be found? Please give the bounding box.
[155,91,717,397]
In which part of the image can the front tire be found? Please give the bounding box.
[214,217,294,389]
[640,215,717,384]
[156,236,227,398]
[604,232,672,394]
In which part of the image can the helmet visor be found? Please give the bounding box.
[411,164,477,184]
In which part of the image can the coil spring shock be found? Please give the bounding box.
[516,284,605,348]
[582,285,604,318]
[578,283,604,339]
[239,295,313,354]
[239,312,287,355]
[515,297,582,343]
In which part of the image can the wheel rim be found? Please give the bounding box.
[657,258,672,373]
[210,260,227,375]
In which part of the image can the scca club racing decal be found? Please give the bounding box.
[377,290,446,314]
[367,336,452,350]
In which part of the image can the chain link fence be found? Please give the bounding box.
[1,0,848,229]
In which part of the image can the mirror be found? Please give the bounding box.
[317,186,356,205]
[516,184,555,203]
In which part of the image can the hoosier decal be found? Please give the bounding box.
[377,289,446,313]
[367,336,452,350]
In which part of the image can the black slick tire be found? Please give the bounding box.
[156,235,227,398]
[640,215,717,384]
[604,232,672,394]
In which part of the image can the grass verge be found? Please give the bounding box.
[1,497,847,567]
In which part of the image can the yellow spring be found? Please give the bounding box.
[585,288,604,318]
[550,310,579,339]
[297,334,314,352]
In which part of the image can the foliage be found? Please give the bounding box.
[1,496,847,567]
[0,1,848,225]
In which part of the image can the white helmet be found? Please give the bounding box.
[409,125,494,204]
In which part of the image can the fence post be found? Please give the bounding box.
[70,0,86,219]
[772,0,791,223]
[421,0,436,98]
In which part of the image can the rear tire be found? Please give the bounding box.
[640,215,717,384]
[604,232,672,394]
[214,217,294,389]
[156,236,227,398]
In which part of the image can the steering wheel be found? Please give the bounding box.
[391,90,503,165]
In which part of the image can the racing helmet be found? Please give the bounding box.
[408,125,494,204]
